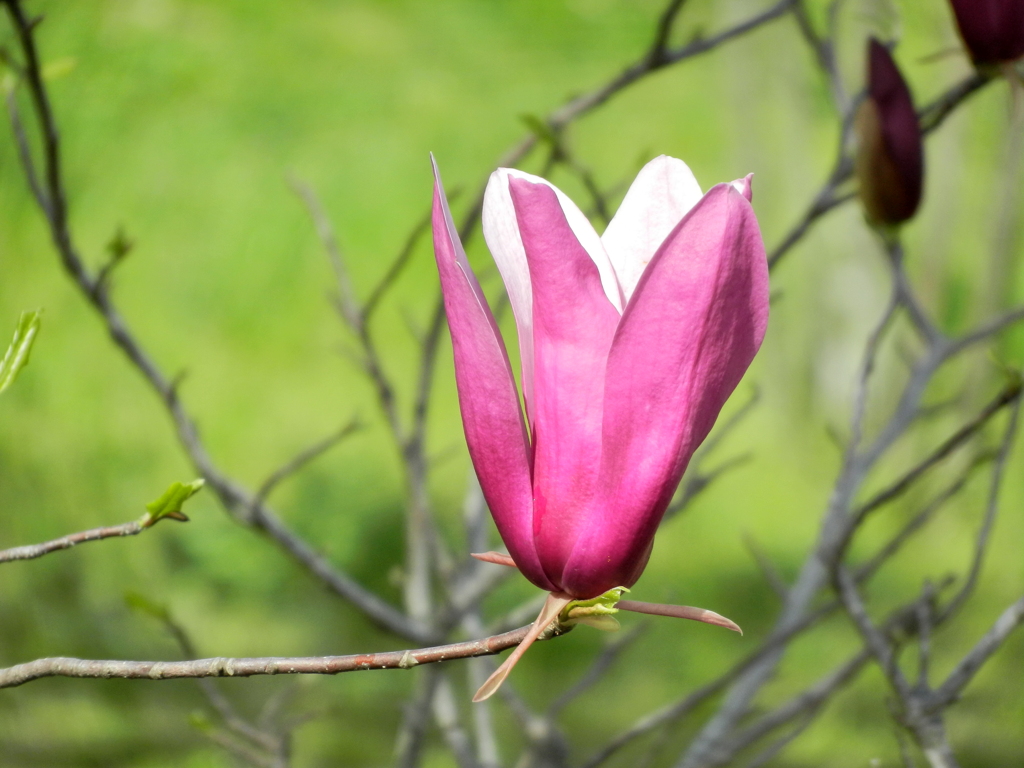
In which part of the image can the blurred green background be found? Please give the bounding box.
[0,0,1021,765]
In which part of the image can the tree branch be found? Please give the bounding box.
[0,517,169,564]
[931,596,1024,710]
[0,623,562,690]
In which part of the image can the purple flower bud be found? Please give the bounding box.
[855,39,924,226]
[949,0,1024,67]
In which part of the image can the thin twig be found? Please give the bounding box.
[852,380,1022,526]
[0,623,556,689]
[852,464,981,582]
[646,0,689,66]
[289,175,361,329]
[918,72,991,133]
[946,305,1024,355]
[3,84,47,211]
[931,595,1024,710]
[0,517,166,564]
[886,238,942,345]
[254,418,363,506]
[939,399,1021,621]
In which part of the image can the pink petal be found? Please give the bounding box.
[730,173,754,202]
[484,170,624,430]
[601,156,704,301]
[560,183,769,598]
[430,157,553,592]
[507,176,621,588]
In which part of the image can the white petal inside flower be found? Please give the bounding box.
[483,168,625,421]
[601,155,704,302]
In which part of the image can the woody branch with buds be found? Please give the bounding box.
[2,0,1024,767]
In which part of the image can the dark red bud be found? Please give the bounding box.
[949,0,1024,67]
[855,39,924,226]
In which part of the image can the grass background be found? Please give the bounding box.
[0,0,1021,765]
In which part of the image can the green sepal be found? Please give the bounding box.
[572,614,621,632]
[0,310,42,397]
[140,478,205,527]
[559,586,629,631]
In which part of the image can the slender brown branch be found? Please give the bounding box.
[0,623,552,690]
[0,517,168,564]
[254,418,362,506]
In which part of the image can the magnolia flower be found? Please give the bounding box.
[430,154,769,700]
[855,39,923,227]
[948,0,1024,67]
